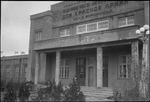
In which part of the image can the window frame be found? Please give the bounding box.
[76,20,109,34]
[87,22,98,32]
[60,28,71,37]
[118,55,132,79]
[76,24,87,34]
[6,65,11,78]
[14,64,19,79]
[60,59,70,78]
[118,16,134,28]
[35,30,42,41]
[98,20,109,31]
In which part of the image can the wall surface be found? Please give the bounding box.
[51,1,144,26]
[1,55,28,84]
[104,45,136,91]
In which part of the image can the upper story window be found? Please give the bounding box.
[77,25,86,34]
[98,20,109,30]
[118,55,131,78]
[35,31,42,41]
[87,23,97,32]
[76,20,109,34]
[118,16,134,27]
[60,28,71,37]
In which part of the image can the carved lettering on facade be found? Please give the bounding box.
[62,1,128,20]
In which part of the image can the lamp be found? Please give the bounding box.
[136,24,149,100]
[136,25,149,43]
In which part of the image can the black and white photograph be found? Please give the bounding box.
[1,1,150,101]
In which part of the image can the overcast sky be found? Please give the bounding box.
[1,1,61,57]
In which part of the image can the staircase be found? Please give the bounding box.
[81,86,114,101]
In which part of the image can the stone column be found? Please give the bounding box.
[131,41,139,81]
[97,46,103,87]
[131,40,140,95]
[38,53,46,83]
[34,52,40,84]
[55,51,60,85]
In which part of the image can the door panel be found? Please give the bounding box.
[88,67,94,86]
[103,56,108,87]
[76,58,86,86]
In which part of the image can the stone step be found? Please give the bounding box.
[82,90,113,93]
[81,89,113,92]
[81,88,113,92]
[81,89,113,91]
[85,97,105,101]
[83,90,113,93]
[81,90,113,94]
[84,94,113,98]
[84,93,112,96]
[85,96,113,101]
[80,87,114,101]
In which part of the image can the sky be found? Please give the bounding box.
[1,1,62,57]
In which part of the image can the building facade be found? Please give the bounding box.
[1,55,28,84]
[27,1,149,91]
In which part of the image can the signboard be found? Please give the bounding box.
[62,1,128,20]
[52,1,143,26]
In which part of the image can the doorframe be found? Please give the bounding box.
[76,57,86,86]
[103,56,109,87]
[87,55,96,87]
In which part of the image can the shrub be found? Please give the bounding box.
[34,77,85,102]
[123,85,140,101]
[63,77,86,101]
[36,80,64,101]
[112,85,140,101]
[51,80,64,101]
[3,81,17,102]
[0,80,5,92]
[19,81,34,101]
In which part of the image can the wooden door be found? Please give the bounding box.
[103,56,108,87]
[88,66,94,86]
[76,58,86,86]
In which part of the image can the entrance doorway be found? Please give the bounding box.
[76,58,86,86]
[88,66,94,86]
[103,56,108,87]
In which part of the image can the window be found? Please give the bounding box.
[118,55,131,78]
[76,20,109,34]
[14,65,19,79]
[60,28,70,37]
[35,31,42,41]
[87,23,97,32]
[22,64,27,77]
[98,20,109,30]
[60,59,69,78]
[6,65,11,78]
[77,25,86,34]
[118,16,134,27]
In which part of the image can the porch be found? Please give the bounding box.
[34,40,141,91]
